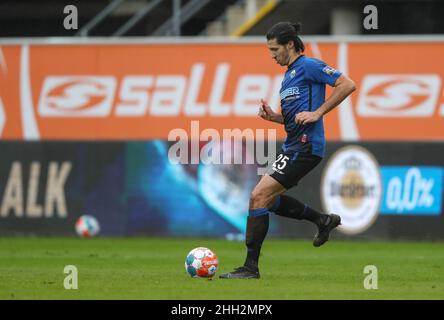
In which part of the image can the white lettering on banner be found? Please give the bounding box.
[1,162,24,217]
[0,161,72,218]
[37,64,283,118]
[235,76,271,115]
[151,76,186,116]
[386,168,435,213]
[184,63,206,116]
[27,162,43,217]
[115,76,153,116]
[209,63,231,116]
[33,72,440,123]
[45,162,72,217]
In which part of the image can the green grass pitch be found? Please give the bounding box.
[0,237,443,300]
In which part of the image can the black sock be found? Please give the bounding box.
[301,205,330,226]
[243,214,269,270]
[273,195,328,226]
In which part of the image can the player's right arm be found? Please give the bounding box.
[258,99,284,124]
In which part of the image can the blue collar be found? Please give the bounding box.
[287,54,304,69]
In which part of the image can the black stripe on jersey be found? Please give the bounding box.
[308,84,312,112]
[284,111,294,124]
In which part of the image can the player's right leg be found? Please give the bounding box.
[219,175,286,279]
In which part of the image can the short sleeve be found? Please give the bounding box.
[304,58,342,86]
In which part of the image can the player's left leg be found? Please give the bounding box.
[271,195,341,247]
[268,152,341,247]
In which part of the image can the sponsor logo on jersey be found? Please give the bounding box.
[322,66,336,76]
[280,87,300,101]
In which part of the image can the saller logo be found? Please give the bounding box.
[321,146,382,235]
[38,76,116,116]
[357,74,441,117]
[36,67,283,119]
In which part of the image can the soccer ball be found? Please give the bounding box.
[185,247,219,278]
[75,215,100,237]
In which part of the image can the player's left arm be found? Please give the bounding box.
[295,74,356,125]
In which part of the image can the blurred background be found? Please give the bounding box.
[0,0,443,241]
[1,0,444,37]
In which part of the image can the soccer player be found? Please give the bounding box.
[220,22,356,279]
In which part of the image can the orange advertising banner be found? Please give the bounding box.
[0,40,443,141]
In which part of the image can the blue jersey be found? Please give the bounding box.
[279,55,342,158]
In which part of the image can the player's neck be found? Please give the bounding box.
[287,52,302,67]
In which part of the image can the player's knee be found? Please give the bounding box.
[249,191,268,210]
